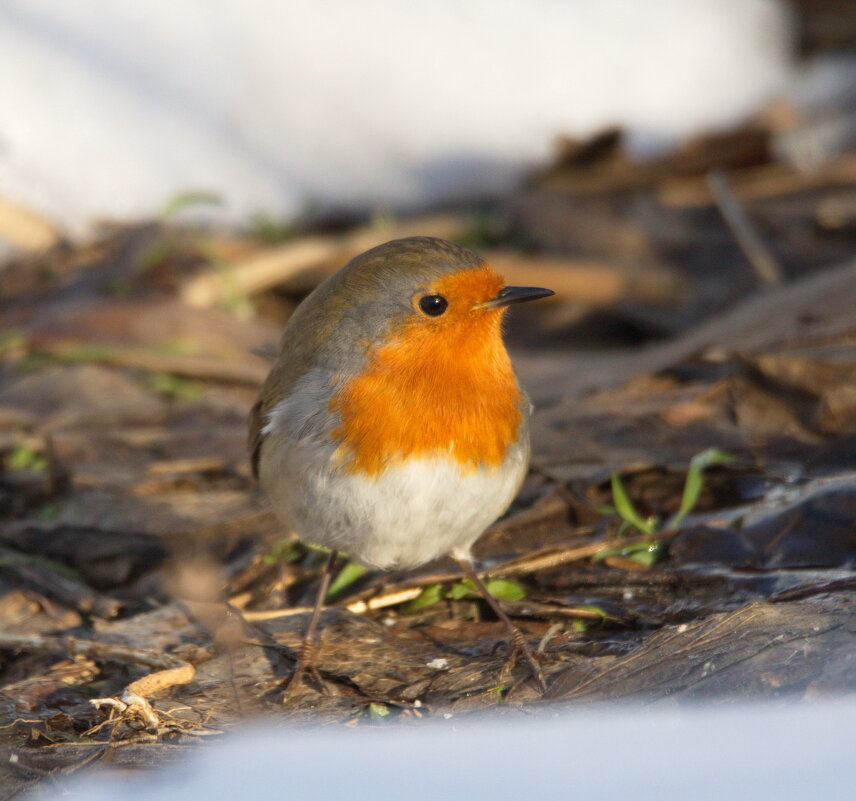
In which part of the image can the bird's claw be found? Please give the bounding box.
[281,639,332,702]
[505,628,547,693]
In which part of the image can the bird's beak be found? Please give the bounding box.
[475,286,555,310]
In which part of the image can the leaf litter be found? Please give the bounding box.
[0,123,855,797]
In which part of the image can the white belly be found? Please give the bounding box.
[259,432,529,570]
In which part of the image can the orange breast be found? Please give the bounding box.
[330,279,522,476]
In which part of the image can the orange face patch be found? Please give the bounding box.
[330,265,522,475]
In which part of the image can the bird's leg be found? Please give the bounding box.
[455,558,547,693]
[282,549,338,699]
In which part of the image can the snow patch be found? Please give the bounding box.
[0,0,793,232]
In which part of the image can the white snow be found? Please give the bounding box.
[0,0,793,233]
[774,52,856,168]
[43,700,856,801]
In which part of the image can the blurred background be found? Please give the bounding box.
[1,1,856,797]
[2,0,856,341]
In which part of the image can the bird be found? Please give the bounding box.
[248,236,554,694]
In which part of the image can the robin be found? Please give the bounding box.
[249,236,554,693]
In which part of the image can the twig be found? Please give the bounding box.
[537,622,565,653]
[485,529,679,578]
[0,553,123,619]
[146,457,228,475]
[90,663,196,733]
[324,529,680,612]
[239,587,427,619]
[501,599,620,623]
[0,632,195,735]
[345,587,423,614]
[660,153,856,208]
[241,605,315,621]
[707,169,783,287]
[0,632,184,671]
[30,341,269,385]
[769,575,856,603]
[486,252,683,306]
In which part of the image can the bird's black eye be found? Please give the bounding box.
[418,294,448,317]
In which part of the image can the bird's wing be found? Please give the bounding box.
[248,348,301,479]
[248,397,266,479]
[249,363,341,479]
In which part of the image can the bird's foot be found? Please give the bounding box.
[500,627,547,693]
[281,639,327,702]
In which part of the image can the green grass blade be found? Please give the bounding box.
[484,578,526,601]
[668,447,735,528]
[446,580,473,600]
[325,560,366,601]
[446,578,526,602]
[610,473,657,534]
[576,604,607,621]
[368,702,390,720]
[626,541,666,566]
[401,583,444,613]
[594,540,660,562]
[159,190,223,220]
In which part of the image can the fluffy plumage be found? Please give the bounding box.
[252,237,532,568]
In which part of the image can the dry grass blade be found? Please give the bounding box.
[240,585,427,619]
[241,605,315,621]
[323,530,677,615]
[483,529,680,579]
[707,169,783,286]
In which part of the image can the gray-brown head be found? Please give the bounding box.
[278,237,551,370]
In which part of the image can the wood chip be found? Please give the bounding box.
[0,197,62,252]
